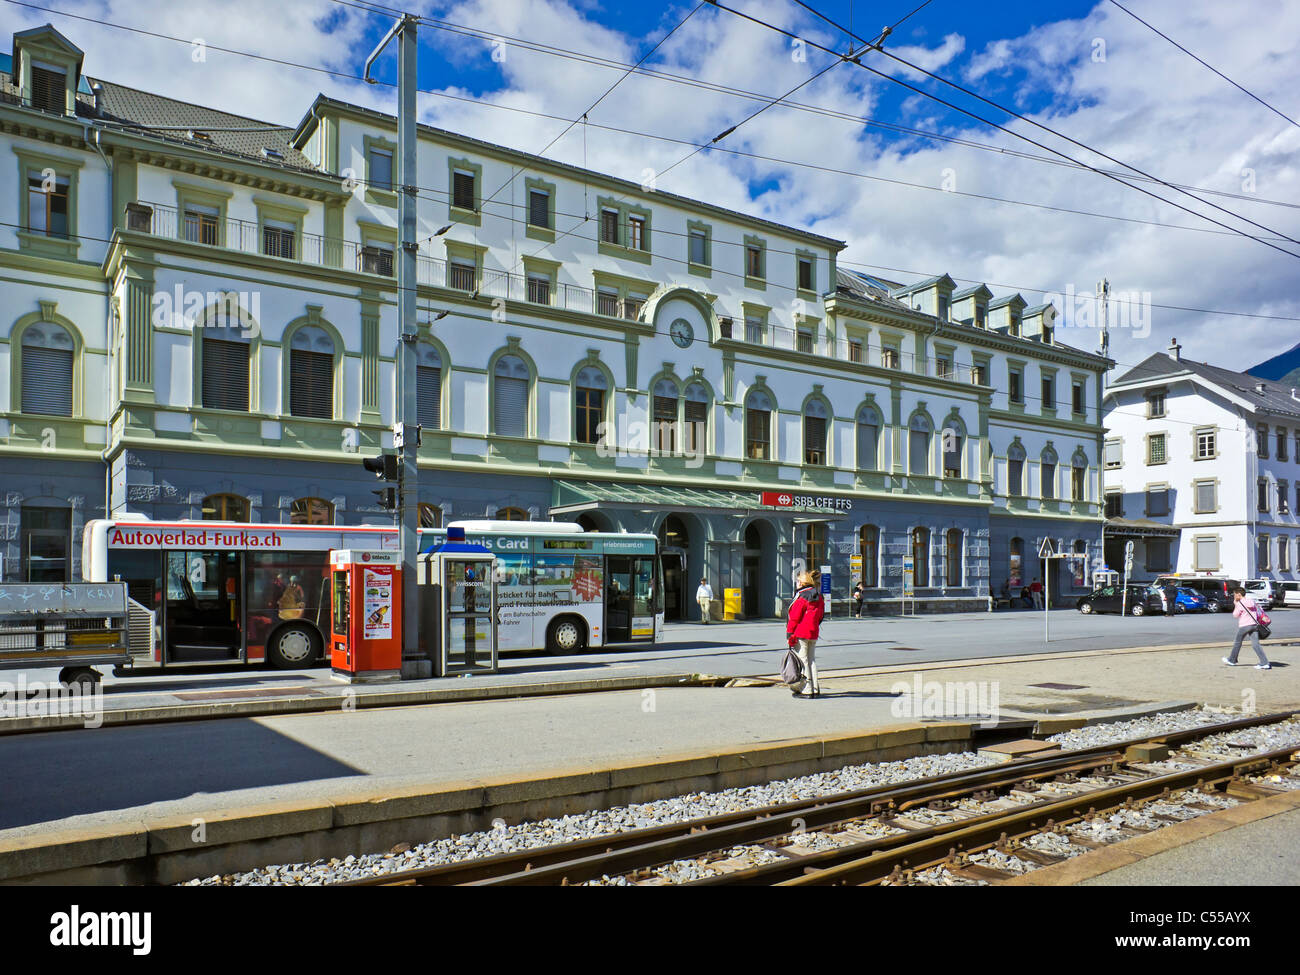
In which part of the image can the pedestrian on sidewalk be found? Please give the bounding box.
[1223,588,1272,670]
[1030,577,1044,610]
[1162,581,1178,617]
[851,578,865,618]
[786,570,825,698]
[696,578,714,624]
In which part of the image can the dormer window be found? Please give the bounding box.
[937,295,949,322]
[975,305,986,328]
[29,64,66,113]
[261,147,284,161]
[1009,313,1021,337]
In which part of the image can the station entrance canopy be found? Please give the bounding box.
[551,481,856,520]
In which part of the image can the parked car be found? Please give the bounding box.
[1077,585,1165,616]
[1174,587,1208,613]
[1277,581,1300,608]
[1153,576,1240,613]
[1244,579,1276,610]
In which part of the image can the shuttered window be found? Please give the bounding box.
[289,326,334,419]
[1041,461,1057,500]
[452,170,475,210]
[1008,447,1026,497]
[745,391,771,460]
[1195,537,1219,571]
[600,209,619,244]
[369,148,393,191]
[804,399,827,466]
[857,408,879,470]
[494,355,529,437]
[684,383,708,454]
[653,379,677,453]
[202,338,251,411]
[418,345,442,431]
[20,323,74,416]
[30,65,66,113]
[909,417,932,474]
[528,189,550,229]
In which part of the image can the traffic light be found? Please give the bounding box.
[372,487,397,510]
[363,452,399,481]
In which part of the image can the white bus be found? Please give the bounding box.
[82,518,663,669]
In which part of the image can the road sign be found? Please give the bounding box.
[1125,540,1135,556]
[1038,538,1057,558]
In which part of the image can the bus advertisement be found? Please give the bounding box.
[81,518,662,670]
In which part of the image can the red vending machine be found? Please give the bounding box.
[329,549,402,683]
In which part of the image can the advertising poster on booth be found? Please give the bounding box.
[363,567,394,640]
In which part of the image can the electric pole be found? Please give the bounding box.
[366,13,426,678]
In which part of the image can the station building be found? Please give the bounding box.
[0,24,1109,615]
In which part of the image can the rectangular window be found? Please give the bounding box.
[1196,428,1216,459]
[360,243,393,277]
[804,416,826,466]
[797,328,814,354]
[1148,391,1166,417]
[30,65,67,114]
[1257,424,1269,459]
[495,375,527,438]
[972,363,988,386]
[368,147,393,192]
[745,317,764,345]
[183,204,220,245]
[575,387,604,445]
[526,273,550,305]
[417,364,441,430]
[1195,537,1219,571]
[448,260,475,291]
[848,339,863,363]
[1009,370,1023,404]
[1146,538,1172,573]
[935,357,952,380]
[627,214,646,251]
[1259,478,1270,513]
[1009,459,1024,498]
[201,339,250,411]
[945,531,963,587]
[1104,492,1123,518]
[1148,434,1167,464]
[654,395,677,453]
[1105,439,1122,468]
[937,295,950,322]
[1281,481,1291,514]
[745,244,763,279]
[528,189,550,229]
[289,348,333,419]
[745,407,770,460]
[262,220,296,259]
[452,170,476,211]
[1042,462,1057,500]
[623,294,645,321]
[1041,375,1055,410]
[882,347,900,370]
[1278,429,1289,461]
[684,397,707,454]
[1195,480,1217,513]
[1072,382,1085,416]
[1295,432,1300,463]
[22,505,71,582]
[1072,465,1086,501]
[26,171,69,237]
[600,209,620,244]
[1259,535,1271,571]
[1146,487,1169,517]
[975,306,986,329]
[689,230,708,266]
[1280,537,1291,572]
[20,345,73,416]
[943,435,962,478]
[798,258,813,291]
[597,289,619,317]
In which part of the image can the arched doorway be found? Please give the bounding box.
[742,519,778,618]
[576,513,601,532]
[658,514,689,620]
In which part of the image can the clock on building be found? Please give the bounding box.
[670,318,694,348]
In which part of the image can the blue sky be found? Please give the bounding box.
[5,0,1299,372]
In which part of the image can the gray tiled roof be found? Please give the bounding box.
[1113,352,1300,419]
[836,268,912,310]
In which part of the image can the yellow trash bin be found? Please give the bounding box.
[723,588,741,621]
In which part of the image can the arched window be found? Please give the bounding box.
[653,378,678,453]
[684,382,709,455]
[911,527,931,588]
[202,321,252,412]
[1007,444,1026,498]
[945,528,963,586]
[908,414,932,475]
[805,521,826,570]
[659,515,688,550]
[804,398,828,466]
[1071,451,1088,502]
[856,406,879,472]
[942,418,965,479]
[493,354,529,437]
[859,524,879,587]
[288,325,334,419]
[1041,446,1059,500]
[419,503,442,528]
[290,497,334,524]
[20,322,74,416]
[1009,536,1024,587]
[496,507,528,521]
[574,365,608,445]
[417,344,442,431]
[745,389,772,460]
[202,494,249,521]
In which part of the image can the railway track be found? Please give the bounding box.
[338,710,1300,887]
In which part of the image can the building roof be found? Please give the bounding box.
[1112,352,1300,419]
[835,268,913,311]
[951,283,993,301]
[891,273,955,296]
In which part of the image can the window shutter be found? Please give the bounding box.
[418,365,442,430]
[529,190,550,228]
[21,347,73,416]
[1197,481,1215,511]
[857,418,877,470]
[290,349,333,418]
[495,376,527,437]
[1105,440,1121,466]
[453,170,475,210]
[202,338,250,411]
[30,66,66,113]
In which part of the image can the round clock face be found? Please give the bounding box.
[670,318,694,348]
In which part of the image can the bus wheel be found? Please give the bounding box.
[267,625,320,669]
[58,666,100,691]
[546,617,586,655]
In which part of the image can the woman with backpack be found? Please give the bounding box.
[786,570,826,698]
[1223,587,1272,670]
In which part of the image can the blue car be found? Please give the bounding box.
[1174,587,1207,613]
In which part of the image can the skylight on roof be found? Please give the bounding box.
[261,147,284,160]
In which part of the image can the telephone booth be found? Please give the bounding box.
[329,549,402,683]
[417,528,498,677]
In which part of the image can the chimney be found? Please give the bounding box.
[1257,382,1267,394]
[1168,337,1181,360]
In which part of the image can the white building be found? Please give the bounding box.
[1103,340,1300,581]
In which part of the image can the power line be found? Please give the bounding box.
[723,0,1300,261]
[1108,0,1299,129]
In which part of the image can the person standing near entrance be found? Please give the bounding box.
[696,578,714,624]
[787,570,825,698]
[1223,588,1272,670]
[1030,577,1044,609]
[851,578,865,618]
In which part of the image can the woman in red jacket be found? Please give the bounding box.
[787,570,826,698]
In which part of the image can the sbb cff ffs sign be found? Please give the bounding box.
[760,492,854,511]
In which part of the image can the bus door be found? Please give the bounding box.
[605,556,657,644]
[164,550,244,664]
